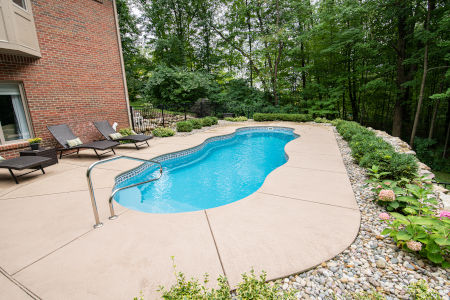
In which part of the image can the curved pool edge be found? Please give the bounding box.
[111,123,360,287]
[195,123,361,287]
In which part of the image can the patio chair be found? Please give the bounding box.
[93,121,152,150]
[47,124,119,159]
[0,156,52,184]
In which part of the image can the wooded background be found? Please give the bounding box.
[117,0,449,172]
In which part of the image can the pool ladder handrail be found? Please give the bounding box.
[87,155,163,228]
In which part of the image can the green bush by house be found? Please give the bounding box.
[152,127,175,137]
[253,113,313,122]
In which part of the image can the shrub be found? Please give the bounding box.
[359,148,394,171]
[152,127,175,137]
[176,121,193,132]
[253,113,313,122]
[225,116,248,122]
[185,119,203,131]
[314,117,329,123]
[155,258,296,299]
[349,134,393,163]
[330,119,343,126]
[210,116,218,125]
[389,152,418,179]
[201,117,214,126]
[335,121,374,141]
[381,212,449,268]
[408,280,442,299]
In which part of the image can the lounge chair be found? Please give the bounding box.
[47,124,119,159]
[0,156,52,184]
[93,121,152,150]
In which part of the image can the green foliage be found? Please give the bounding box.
[176,121,194,132]
[145,65,212,111]
[209,116,218,125]
[335,121,374,141]
[337,121,417,180]
[253,113,313,122]
[314,117,329,123]
[351,290,386,300]
[381,212,449,267]
[28,138,42,144]
[156,258,295,299]
[213,79,267,117]
[350,281,442,300]
[414,137,450,172]
[118,128,134,136]
[236,269,295,299]
[407,280,442,299]
[188,119,203,129]
[349,134,393,163]
[152,127,175,137]
[224,116,248,122]
[201,117,214,126]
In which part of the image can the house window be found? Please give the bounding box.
[12,0,26,10]
[0,84,32,144]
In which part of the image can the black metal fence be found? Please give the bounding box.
[130,100,216,133]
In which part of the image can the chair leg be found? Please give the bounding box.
[93,149,100,159]
[8,169,19,184]
[112,148,116,155]
[135,143,139,150]
[40,166,45,174]
[145,141,149,147]
[59,150,63,159]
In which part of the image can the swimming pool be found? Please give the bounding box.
[114,127,298,213]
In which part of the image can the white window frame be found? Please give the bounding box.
[11,0,27,11]
[0,82,34,145]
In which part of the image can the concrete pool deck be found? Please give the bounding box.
[0,122,360,299]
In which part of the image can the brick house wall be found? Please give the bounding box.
[0,0,129,159]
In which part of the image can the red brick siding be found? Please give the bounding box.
[0,0,129,158]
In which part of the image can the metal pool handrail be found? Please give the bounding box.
[86,155,163,228]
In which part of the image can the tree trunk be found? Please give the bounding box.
[444,119,450,159]
[428,99,439,139]
[409,0,431,146]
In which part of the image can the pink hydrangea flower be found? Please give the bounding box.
[378,190,395,202]
[385,182,391,185]
[406,240,422,252]
[376,185,382,189]
[439,211,450,219]
[379,212,390,220]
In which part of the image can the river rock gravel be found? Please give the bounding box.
[274,127,450,300]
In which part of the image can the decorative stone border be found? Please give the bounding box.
[367,127,449,210]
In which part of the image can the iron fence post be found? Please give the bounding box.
[130,106,135,131]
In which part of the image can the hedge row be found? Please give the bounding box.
[253,113,313,122]
[335,120,418,180]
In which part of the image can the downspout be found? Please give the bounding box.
[112,0,132,127]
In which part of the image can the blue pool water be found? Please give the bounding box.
[114,127,297,213]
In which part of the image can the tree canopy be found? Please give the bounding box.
[117,0,450,169]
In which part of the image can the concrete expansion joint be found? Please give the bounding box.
[0,266,41,299]
[257,191,360,212]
